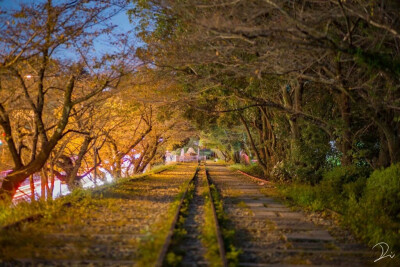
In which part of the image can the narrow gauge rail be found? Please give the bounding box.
[156,164,228,267]
[205,167,228,267]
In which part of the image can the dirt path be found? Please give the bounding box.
[207,164,375,266]
[0,164,197,266]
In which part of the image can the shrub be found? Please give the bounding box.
[282,124,331,184]
[318,165,370,211]
[278,163,400,254]
[346,163,400,251]
[322,165,370,186]
[364,164,400,220]
[279,183,325,211]
[270,161,291,182]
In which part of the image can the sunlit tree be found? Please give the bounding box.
[0,0,134,200]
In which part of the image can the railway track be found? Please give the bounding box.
[0,162,380,266]
[156,164,228,267]
[206,163,375,266]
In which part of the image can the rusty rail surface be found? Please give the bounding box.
[205,166,228,267]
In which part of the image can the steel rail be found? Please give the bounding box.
[236,169,273,185]
[205,165,228,267]
[155,165,199,267]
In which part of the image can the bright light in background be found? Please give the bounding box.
[12,168,115,203]
[99,167,114,183]
[81,176,96,189]
[12,177,70,203]
[53,179,70,198]
[25,74,32,79]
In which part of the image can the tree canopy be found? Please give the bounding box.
[0,0,399,200]
[128,0,400,180]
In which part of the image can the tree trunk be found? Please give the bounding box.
[125,157,134,177]
[125,160,134,177]
[42,167,52,200]
[133,146,147,174]
[233,150,240,163]
[93,147,97,183]
[336,57,352,166]
[387,136,399,164]
[378,128,390,167]
[68,136,92,189]
[281,83,302,159]
[374,117,400,164]
[338,91,352,166]
[49,160,55,199]
[292,81,303,142]
[239,114,269,176]
[29,174,35,201]
[136,137,161,174]
[40,170,46,200]
[0,157,47,201]
[0,77,76,200]
[114,158,122,178]
[220,150,229,161]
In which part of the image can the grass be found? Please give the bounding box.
[147,163,177,174]
[134,195,183,266]
[0,163,199,262]
[265,218,276,231]
[236,201,248,209]
[208,181,242,266]
[134,167,197,266]
[0,188,93,230]
[207,159,228,165]
[201,175,223,267]
[220,188,243,198]
[0,188,128,260]
[0,164,177,229]
[236,201,253,216]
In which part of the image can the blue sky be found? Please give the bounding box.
[0,0,141,61]
[0,0,133,32]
